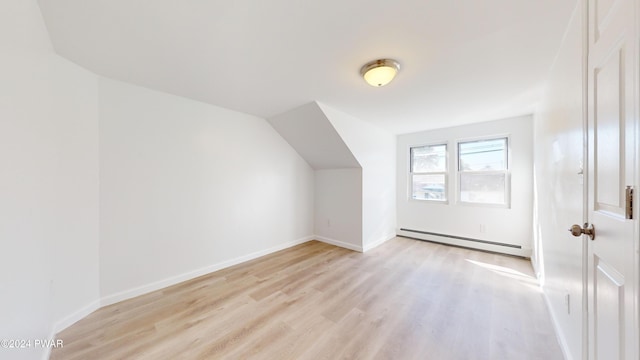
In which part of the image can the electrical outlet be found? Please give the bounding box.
[327,219,331,228]
[480,224,486,233]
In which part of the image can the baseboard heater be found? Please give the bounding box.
[398,228,522,249]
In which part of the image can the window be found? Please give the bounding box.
[458,137,509,205]
[410,144,447,201]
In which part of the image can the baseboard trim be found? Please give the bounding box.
[100,235,314,307]
[541,287,574,360]
[314,236,363,252]
[51,234,370,337]
[363,233,396,252]
[53,299,101,333]
[42,328,55,360]
[53,236,315,336]
[44,299,102,358]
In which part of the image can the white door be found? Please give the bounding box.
[586,0,639,358]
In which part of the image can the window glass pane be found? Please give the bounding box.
[412,174,446,201]
[459,138,507,171]
[411,144,446,172]
[460,173,506,204]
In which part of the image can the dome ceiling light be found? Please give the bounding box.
[360,59,400,87]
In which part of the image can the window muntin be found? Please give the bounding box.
[457,137,509,205]
[410,144,447,201]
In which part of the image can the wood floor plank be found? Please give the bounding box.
[51,238,564,360]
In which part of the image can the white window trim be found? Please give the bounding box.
[455,135,511,208]
[408,142,449,204]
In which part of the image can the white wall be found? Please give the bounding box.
[396,115,534,257]
[1,3,316,351]
[46,56,101,334]
[319,103,397,250]
[0,1,100,359]
[267,101,395,251]
[314,169,363,250]
[533,2,583,359]
[98,78,315,302]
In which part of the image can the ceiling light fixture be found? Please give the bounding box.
[360,59,400,87]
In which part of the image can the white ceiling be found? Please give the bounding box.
[38,0,577,134]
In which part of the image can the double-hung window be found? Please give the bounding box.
[410,144,447,201]
[457,137,509,206]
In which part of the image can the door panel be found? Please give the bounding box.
[594,256,625,359]
[587,0,637,358]
[594,48,623,213]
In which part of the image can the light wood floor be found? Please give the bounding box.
[51,237,563,360]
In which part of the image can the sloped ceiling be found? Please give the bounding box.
[268,102,360,169]
[38,0,577,134]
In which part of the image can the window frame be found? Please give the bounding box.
[408,142,449,203]
[456,135,511,208]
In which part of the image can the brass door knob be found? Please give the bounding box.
[568,223,595,240]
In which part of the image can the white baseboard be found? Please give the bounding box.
[363,233,396,252]
[530,256,543,282]
[314,235,363,252]
[42,299,102,359]
[54,299,101,333]
[42,329,55,360]
[541,287,573,360]
[100,235,314,307]
[49,236,315,345]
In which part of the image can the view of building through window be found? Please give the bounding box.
[410,144,447,201]
[409,138,509,205]
[458,137,508,205]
